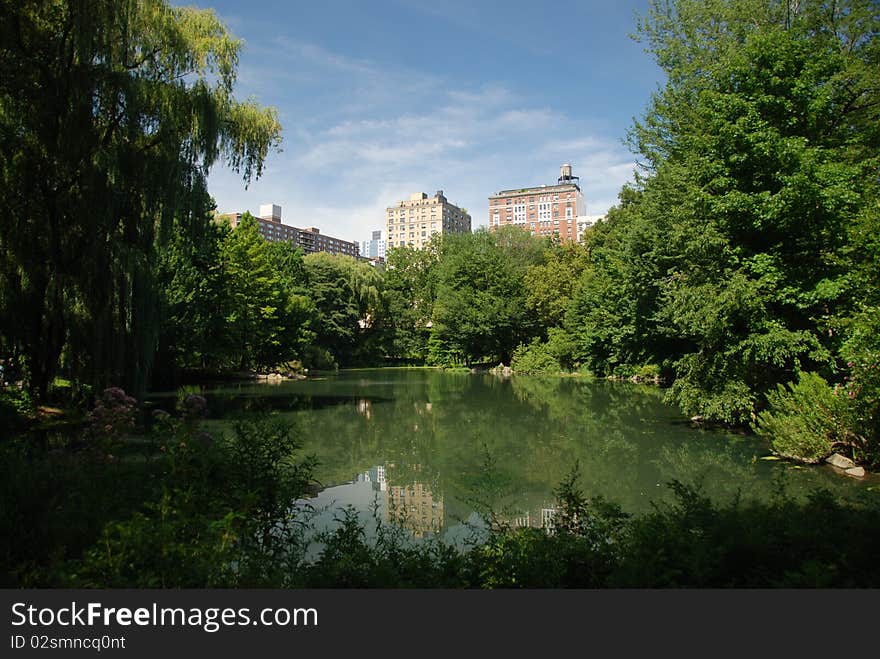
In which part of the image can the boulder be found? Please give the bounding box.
[845,466,866,479]
[825,453,856,470]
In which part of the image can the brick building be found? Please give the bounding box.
[488,164,587,242]
[216,204,359,257]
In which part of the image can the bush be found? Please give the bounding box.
[0,388,33,439]
[68,415,317,587]
[512,329,578,374]
[84,387,137,451]
[754,372,853,463]
[840,308,880,466]
[633,363,661,381]
[303,345,337,371]
[511,339,559,374]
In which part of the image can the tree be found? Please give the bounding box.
[573,0,880,422]
[0,0,281,398]
[382,240,440,362]
[220,215,300,370]
[429,229,544,366]
[153,213,234,379]
[303,253,384,367]
[524,241,590,331]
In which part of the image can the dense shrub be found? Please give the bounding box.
[512,329,578,374]
[511,339,560,374]
[754,372,853,463]
[0,387,33,439]
[840,308,880,466]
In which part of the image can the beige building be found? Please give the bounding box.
[385,190,471,250]
[488,164,588,243]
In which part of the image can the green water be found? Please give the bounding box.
[152,368,875,540]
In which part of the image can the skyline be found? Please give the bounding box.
[197,0,663,242]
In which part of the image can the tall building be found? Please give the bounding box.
[361,230,386,260]
[385,190,471,250]
[488,164,588,243]
[216,204,359,257]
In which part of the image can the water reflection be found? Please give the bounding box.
[507,507,557,530]
[152,369,877,541]
[297,463,445,540]
[356,399,373,420]
[387,477,444,538]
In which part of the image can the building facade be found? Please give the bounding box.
[361,230,386,261]
[216,204,359,258]
[488,164,587,243]
[577,214,605,238]
[385,191,471,250]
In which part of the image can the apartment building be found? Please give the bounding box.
[216,204,359,258]
[488,164,588,243]
[385,190,471,250]
[361,230,386,260]
[577,214,605,238]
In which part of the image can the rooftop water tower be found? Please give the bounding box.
[558,163,579,187]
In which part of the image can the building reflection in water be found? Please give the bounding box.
[301,462,558,542]
[387,480,444,538]
[356,398,373,420]
[356,464,444,538]
[295,463,446,541]
[508,506,557,531]
[356,465,386,491]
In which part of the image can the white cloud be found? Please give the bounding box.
[208,40,638,244]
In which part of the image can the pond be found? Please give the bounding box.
[151,368,875,542]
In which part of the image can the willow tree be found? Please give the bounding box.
[0,0,281,399]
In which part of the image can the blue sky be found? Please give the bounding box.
[196,0,663,243]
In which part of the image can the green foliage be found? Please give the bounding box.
[382,243,439,362]
[561,0,880,433]
[303,252,384,367]
[840,308,880,465]
[512,340,561,374]
[633,363,662,381]
[0,0,281,399]
[68,412,316,587]
[511,328,578,375]
[302,508,468,588]
[471,466,629,588]
[428,229,544,366]
[154,217,234,375]
[220,215,315,370]
[0,387,33,439]
[614,482,880,587]
[525,243,590,329]
[223,418,316,538]
[755,372,853,463]
[72,497,241,588]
